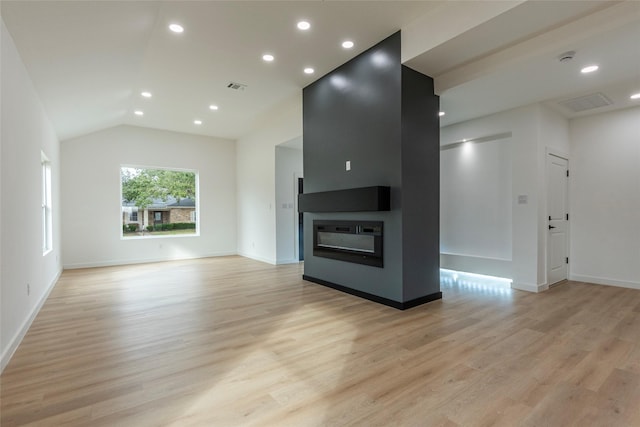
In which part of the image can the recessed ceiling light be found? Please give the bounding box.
[304,67,314,74]
[209,104,219,110]
[194,119,202,125]
[262,54,275,62]
[342,40,354,49]
[439,111,445,117]
[630,93,640,100]
[297,21,310,30]
[141,91,152,98]
[134,110,144,116]
[169,23,184,33]
[581,65,599,74]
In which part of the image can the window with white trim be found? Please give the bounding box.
[121,166,198,238]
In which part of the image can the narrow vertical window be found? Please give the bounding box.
[41,152,53,254]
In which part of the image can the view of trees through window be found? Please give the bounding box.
[121,167,198,238]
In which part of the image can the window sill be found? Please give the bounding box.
[120,233,200,241]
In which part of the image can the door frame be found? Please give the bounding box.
[545,148,570,287]
[294,173,303,262]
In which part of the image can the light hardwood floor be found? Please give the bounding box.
[1,256,639,426]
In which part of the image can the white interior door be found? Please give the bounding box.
[547,154,569,285]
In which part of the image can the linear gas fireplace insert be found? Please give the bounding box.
[313,220,383,267]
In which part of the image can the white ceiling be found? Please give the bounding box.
[431,0,640,127]
[2,1,639,141]
[0,1,436,140]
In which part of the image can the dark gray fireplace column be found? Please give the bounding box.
[301,31,440,309]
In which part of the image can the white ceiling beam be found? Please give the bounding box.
[401,0,526,65]
[434,0,639,94]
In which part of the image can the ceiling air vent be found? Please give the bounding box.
[559,92,613,113]
[227,81,247,91]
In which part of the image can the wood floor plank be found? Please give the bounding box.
[565,336,634,391]
[521,382,599,427]
[2,256,640,426]
[576,368,640,427]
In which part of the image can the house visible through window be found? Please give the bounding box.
[121,166,198,238]
[41,152,52,254]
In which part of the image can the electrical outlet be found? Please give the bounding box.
[346,160,351,171]
[27,283,30,296]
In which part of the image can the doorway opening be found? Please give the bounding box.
[275,137,303,264]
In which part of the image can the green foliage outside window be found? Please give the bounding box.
[121,168,196,209]
[121,167,198,238]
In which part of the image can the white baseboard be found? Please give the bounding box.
[511,282,548,293]
[276,258,301,265]
[237,251,276,265]
[1,269,61,373]
[570,274,640,290]
[63,251,237,269]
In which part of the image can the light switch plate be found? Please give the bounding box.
[346,160,351,171]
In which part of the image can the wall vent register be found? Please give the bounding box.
[313,220,383,267]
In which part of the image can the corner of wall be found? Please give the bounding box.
[511,281,548,293]
[1,270,60,373]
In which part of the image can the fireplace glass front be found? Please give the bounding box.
[313,220,383,267]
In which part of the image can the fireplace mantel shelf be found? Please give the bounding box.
[298,186,390,213]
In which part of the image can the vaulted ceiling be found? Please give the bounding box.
[2,1,639,141]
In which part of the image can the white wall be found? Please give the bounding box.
[0,20,3,372]
[1,20,62,371]
[569,107,640,289]
[440,137,512,277]
[539,106,570,154]
[61,125,236,268]
[440,104,569,291]
[236,95,302,264]
[441,105,538,289]
[275,145,303,264]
